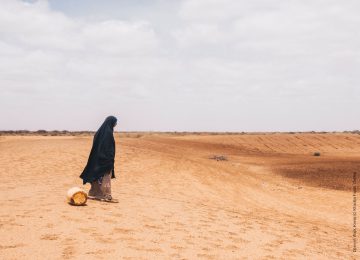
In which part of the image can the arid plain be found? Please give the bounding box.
[0,133,359,259]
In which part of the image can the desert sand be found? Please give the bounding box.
[0,133,359,259]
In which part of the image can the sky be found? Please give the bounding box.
[0,0,359,131]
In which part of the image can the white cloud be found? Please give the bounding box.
[0,0,359,131]
[82,20,158,55]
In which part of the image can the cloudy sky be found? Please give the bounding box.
[1,0,359,131]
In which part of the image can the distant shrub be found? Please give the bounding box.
[209,155,228,161]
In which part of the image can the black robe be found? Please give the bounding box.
[80,116,117,184]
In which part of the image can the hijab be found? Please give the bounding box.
[80,116,117,184]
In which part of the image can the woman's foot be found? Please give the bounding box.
[104,194,119,203]
[88,194,118,203]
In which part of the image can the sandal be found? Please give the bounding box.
[88,195,119,203]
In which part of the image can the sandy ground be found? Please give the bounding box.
[0,133,359,259]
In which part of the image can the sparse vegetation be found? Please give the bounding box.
[209,155,228,161]
[1,130,360,137]
[0,130,95,136]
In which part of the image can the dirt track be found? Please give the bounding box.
[0,133,359,259]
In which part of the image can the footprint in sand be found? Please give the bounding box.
[128,245,163,253]
[144,224,162,230]
[40,234,59,241]
[104,218,117,223]
[113,227,134,234]
[86,249,115,255]
[62,245,75,259]
[171,245,185,250]
[0,243,26,250]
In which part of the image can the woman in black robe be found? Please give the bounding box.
[80,116,117,201]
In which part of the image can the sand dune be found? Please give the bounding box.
[0,133,359,259]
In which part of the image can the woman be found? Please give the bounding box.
[80,116,118,202]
